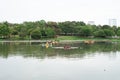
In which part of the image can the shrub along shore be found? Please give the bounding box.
[0,20,120,41]
[0,20,120,40]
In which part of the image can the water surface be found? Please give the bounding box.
[0,42,120,80]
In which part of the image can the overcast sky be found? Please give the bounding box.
[0,0,120,25]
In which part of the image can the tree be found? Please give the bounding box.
[0,22,10,38]
[45,28,55,38]
[58,21,76,35]
[17,24,28,39]
[79,26,93,37]
[47,21,61,35]
[117,30,120,36]
[31,28,41,39]
[104,29,115,37]
[102,25,111,29]
[112,26,117,34]
[35,20,46,29]
[77,21,86,26]
[9,27,18,39]
[27,28,34,40]
[93,29,106,38]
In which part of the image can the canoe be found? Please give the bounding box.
[52,47,78,49]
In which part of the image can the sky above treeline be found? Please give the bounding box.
[0,0,120,26]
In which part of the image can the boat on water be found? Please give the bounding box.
[41,41,78,49]
[52,47,79,49]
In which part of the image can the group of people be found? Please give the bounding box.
[45,40,58,48]
[84,40,94,44]
[43,40,71,49]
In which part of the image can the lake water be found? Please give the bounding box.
[0,42,120,80]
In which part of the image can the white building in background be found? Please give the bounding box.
[87,21,95,25]
[109,19,117,27]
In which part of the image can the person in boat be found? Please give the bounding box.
[49,42,53,47]
[64,44,71,49]
[45,42,49,48]
[51,40,58,45]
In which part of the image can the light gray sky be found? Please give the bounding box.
[0,0,120,25]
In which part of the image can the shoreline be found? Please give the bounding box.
[0,39,119,43]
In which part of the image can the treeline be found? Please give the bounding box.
[0,20,120,40]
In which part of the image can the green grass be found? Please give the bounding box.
[56,36,120,42]
[56,36,106,40]
[0,35,119,42]
[57,36,81,40]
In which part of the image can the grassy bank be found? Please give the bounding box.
[0,36,119,42]
[56,36,120,42]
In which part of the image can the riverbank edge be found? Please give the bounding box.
[0,39,119,43]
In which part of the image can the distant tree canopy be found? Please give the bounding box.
[0,22,10,38]
[0,20,119,39]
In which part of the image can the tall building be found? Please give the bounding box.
[109,19,117,26]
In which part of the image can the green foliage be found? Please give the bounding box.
[31,28,41,39]
[18,24,27,39]
[80,26,93,37]
[0,20,119,40]
[10,28,18,35]
[104,29,115,36]
[117,30,120,36]
[102,25,111,29]
[41,30,47,37]
[45,28,55,38]
[58,21,86,35]
[59,21,74,34]
[94,29,106,38]
[0,22,10,38]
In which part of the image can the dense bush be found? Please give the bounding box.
[93,29,106,38]
[0,20,119,39]
[31,29,41,39]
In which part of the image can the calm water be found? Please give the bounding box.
[0,42,120,80]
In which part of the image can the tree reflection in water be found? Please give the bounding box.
[0,42,119,59]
